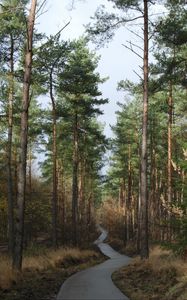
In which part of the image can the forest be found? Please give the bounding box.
[0,0,186,300]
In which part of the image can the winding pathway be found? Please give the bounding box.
[56,226,131,300]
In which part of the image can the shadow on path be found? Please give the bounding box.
[56,225,131,300]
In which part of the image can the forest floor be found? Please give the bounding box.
[112,243,187,300]
[1,235,186,300]
[0,246,105,300]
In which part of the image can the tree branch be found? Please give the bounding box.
[36,20,70,50]
[54,21,71,38]
[133,70,143,81]
[126,27,144,41]
[128,40,144,52]
[36,9,48,19]
[36,0,47,16]
[122,43,143,60]
[100,15,144,33]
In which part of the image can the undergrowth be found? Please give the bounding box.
[0,246,102,298]
[113,245,187,300]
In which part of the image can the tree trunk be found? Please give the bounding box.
[149,116,156,240]
[119,178,125,208]
[140,0,149,259]
[136,141,141,253]
[79,157,86,220]
[28,141,32,202]
[79,158,86,238]
[127,144,132,239]
[14,144,18,200]
[58,160,65,242]
[168,84,172,204]
[7,33,14,256]
[167,82,173,240]
[50,71,58,248]
[13,0,37,271]
[72,113,79,246]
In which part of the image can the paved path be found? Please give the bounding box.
[56,226,131,300]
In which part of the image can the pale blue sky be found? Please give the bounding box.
[36,0,143,137]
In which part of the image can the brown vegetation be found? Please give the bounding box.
[0,247,104,300]
[113,246,187,300]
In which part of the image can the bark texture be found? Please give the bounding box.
[72,113,79,246]
[7,34,14,256]
[140,0,149,259]
[50,70,58,248]
[13,0,37,271]
[168,83,173,205]
[167,83,173,240]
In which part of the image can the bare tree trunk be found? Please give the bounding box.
[49,71,58,248]
[140,0,149,259]
[168,83,173,204]
[14,144,18,200]
[13,0,37,271]
[127,144,132,239]
[167,82,173,240]
[119,178,125,208]
[87,192,92,226]
[136,141,141,252]
[72,113,79,246]
[149,117,156,240]
[79,157,86,238]
[7,34,14,256]
[28,141,32,202]
[79,159,85,220]
[58,160,65,242]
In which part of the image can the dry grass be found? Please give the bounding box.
[0,247,99,291]
[113,245,187,300]
[0,255,17,290]
[23,248,98,271]
[138,246,187,278]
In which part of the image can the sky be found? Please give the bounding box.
[36,0,143,138]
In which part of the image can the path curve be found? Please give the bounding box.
[56,226,131,300]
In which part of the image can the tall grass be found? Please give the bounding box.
[113,245,187,300]
[0,255,17,290]
[145,246,187,276]
[0,247,99,290]
[132,246,187,299]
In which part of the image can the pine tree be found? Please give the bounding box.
[13,0,37,271]
[0,0,28,256]
[57,38,108,245]
[87,0,150,258]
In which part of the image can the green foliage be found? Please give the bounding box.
[0,0,27,63]
[109,0,139,9]
[40,38,108,214]
[58,38,106,98]
[86,5,121,46]
[0,0,186,258]
[34,35,70,92]
[105,96,141,199]
[25,190,51,241]
[105,0,187,254]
